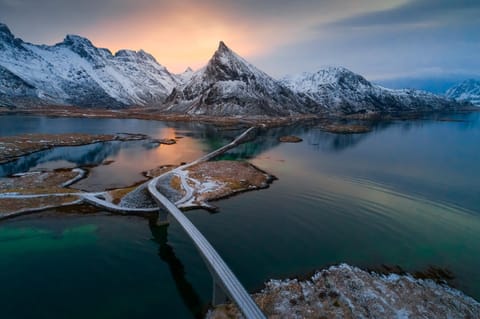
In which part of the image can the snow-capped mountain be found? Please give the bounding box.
[446,79,480,106]
[0,22,469,116]
[0,23,179,107]
[281,67,464,114]
[163,41,319,116]
[177,67,194,84]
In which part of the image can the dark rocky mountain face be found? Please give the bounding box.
[0,65,43,108]
[163,41,320,116]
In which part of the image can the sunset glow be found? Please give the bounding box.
[83,2,309,73]
[1,0,478,84]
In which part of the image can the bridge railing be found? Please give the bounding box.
[147,127,266,319]
[148,181,266,319]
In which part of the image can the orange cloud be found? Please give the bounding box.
[82,2,310,73]
[76,0,408,73]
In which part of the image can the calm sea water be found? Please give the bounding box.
[0,113,479,318]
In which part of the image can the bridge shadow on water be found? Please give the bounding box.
[148,217,207,318]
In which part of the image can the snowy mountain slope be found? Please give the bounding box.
[0,22,470,115]
[177,67,194,84]
[281,67,464,114]
[0,23,179,107]
[0,65,43,107]
[163,41,319,116]
[446,79,480,106]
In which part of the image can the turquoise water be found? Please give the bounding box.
[0,113,479,318]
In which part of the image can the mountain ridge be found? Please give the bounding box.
[280,67,464,114]
[446,79,480,106]
[0,22,471,116]
[0,23,179,107]
[162,41,320,116]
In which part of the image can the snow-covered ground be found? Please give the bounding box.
[208,264,480,319]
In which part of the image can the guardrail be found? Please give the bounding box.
[147,127,266,318]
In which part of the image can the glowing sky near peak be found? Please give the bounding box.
[0,0,479,90]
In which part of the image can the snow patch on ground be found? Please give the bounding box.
[207,263,480,319]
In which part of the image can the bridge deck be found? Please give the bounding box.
[147,127,266,319]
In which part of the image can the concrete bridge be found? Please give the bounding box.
[147,127,266,319]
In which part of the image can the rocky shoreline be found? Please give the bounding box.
[1,106,478,132]
[0,127,275,217]
[1,124,479,318]
[207,264,480,319]
[0,132,148,164]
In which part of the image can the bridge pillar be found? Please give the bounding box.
[156,208,168,225]
[212,280,228,306]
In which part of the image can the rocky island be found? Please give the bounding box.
[0,132,148,164]
[208,264,480,319]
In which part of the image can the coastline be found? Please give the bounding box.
[1,105,478,129]
[207,264,480,319]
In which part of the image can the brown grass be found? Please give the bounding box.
[0,170,80,193]
[170,175,182,192]
[186,161,274,203]
[0,132,148,164]
[108,186,137,205]
[0,169,84,215]
[279,136,303,143]
[0,195,80,215]
[318,124,372,134]
[144,164,177,178]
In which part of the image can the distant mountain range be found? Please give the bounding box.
[446,79,480,106]
[0,22,474,116]
[280,67,460,114]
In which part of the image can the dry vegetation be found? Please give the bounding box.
[318,123,372,134]
[208,264,480,319]
[279,136,303,143]
[0,195,80,215]
[0,132,149,164]
[0,170,83,216]
[169,175,183,192]
[156,138,176,145]
[0,170,79,194]
[108,185,138,205]
[144,164,178,178]
[0,106,320,127]
[184,160,275,204]
[0,133,115,163]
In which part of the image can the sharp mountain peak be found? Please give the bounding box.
[0,23,12,35]
[0,22,469,114]
[217,40,230,51]
[61,34,94,47]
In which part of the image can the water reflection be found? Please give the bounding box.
[0,113,479,318]
[2,114,478,188]
[217,121,384,160]
[148,218,205,318]
[0,120,383,178]
[0,141,151,177]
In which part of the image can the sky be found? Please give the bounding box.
[0,0,479,90]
